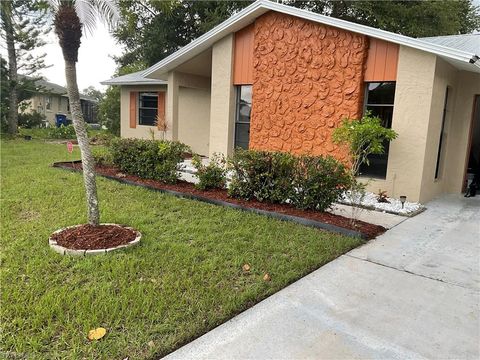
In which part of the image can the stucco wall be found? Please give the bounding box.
[120,85,167,139]
[444,71,480,194]
[250,12,368,158]
[178,86,211,155]
[23,94,70,125]
[364,46,436,201]
[418,58,458,202]
[209,34,236,157]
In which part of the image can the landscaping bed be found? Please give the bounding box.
[51,224,137,250]
[54,161,385,239]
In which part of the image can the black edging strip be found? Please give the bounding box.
[52,161,366,239]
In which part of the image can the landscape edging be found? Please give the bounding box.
[49,222,142,256]
[52,161,366,239]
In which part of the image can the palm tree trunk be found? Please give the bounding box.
[2,1,18,135]
[64,60,100,225]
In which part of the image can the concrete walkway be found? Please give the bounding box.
[164,195,480,359]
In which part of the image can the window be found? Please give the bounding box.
[138,92,158,126]
[435,87,449,179]
[359,82,396,179]
[234,85,252,149]
[45,95,52,110]
[67,98,70,112]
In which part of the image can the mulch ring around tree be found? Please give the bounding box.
[54,161,386,240]
[51,224,137,250]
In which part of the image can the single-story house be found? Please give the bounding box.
[102,0,480,203]
[22,78,98,125]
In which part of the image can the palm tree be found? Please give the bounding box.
[49,0,119,226]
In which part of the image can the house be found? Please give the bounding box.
[102,0,480,203]
[22,78,98,125]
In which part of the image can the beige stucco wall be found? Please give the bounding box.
[178,86,211,155]
[443,71,480,194]
[364,46,437,202]
[209,34,236,157]
[418,58,458,202]
[365,46,480,203]
[120,85,168,139]
[22,94,70,125]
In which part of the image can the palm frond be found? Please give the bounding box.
[47,0,119,34]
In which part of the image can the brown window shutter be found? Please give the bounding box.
[157,92,166,130]
[129,92,137,128]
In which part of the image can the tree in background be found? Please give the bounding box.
[49,0,119,226]
[0,0,50,134]
[297,0,480,37]
[82,86,104,103]
[114,0,479,70]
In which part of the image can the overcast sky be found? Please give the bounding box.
[37,22,123,91]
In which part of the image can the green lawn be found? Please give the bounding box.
[0,139,362,359]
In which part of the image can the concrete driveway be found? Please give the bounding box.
[164,195,480,359]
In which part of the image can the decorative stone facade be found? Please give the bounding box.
[250,12,369,160]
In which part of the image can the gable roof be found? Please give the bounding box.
[141,0,479,79]
[101,70,167,86]
[420,34,480,55]
[20,76,98,102]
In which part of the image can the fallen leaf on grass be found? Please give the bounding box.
[87,327,107,341]
[148,340,155,348]
[263,273,271,282]
[242,264,251,272]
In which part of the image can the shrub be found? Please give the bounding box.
[291,155,350,211]
[110,138,190,183]
[90,132,115,146]
[92,147,114,167]
[228,149,296,203]
[18,111,45,128]
[48,124,76,139]
[192,153,226,190]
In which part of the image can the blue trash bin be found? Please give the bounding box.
[55,114,67,127]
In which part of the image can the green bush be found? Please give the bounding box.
[18,111,45,128]
[110,138,190,183]
[192,153,226,190]
[291,155,350,211]
[92,147,114,167]
[227,149,349,211]
[228,149,296,203]
[48,124,76,139]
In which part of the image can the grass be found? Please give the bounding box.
[0,139,363,359]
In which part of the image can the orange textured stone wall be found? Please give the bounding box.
[250,12,369,160]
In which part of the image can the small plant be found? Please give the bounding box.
[110,138,190,184]
[92,147,114,167]
[333,112,398,225]
[156,114,168,140]
[192,153,226,190]
[48,124,77,139]
[377,189,390,203]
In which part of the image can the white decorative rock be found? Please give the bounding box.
[49,223,141,256]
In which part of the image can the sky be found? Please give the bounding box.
[37,22,123,91]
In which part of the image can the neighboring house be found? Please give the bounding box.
[22,78,98,125]
[102,0,480,203]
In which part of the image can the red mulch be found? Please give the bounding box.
[52,224,137,250]
[61,162,385,239]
